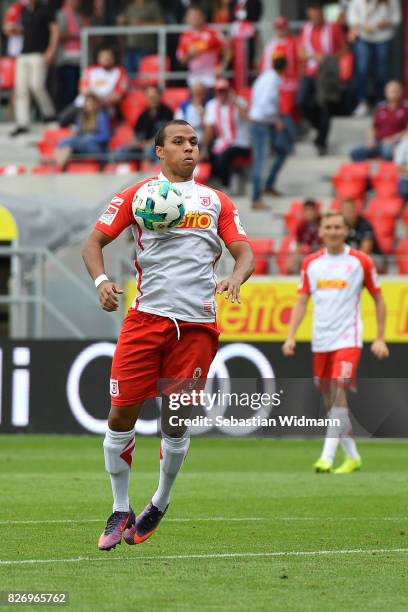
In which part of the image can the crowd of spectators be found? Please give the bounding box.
[1,0,407,270]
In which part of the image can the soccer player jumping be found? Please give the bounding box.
[82,120,254,550]
[283,211,389,474]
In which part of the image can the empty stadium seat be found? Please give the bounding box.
[332,174,366,200]
[31,165,57,174]
[194,162,212,184]
[372,167,399,197]
[248,238,275,275]
[364,210,396,254]
[0,165,25,175]
[37,127,72,161]
[140,160,161,174]
[276,236,297,274]
[395,236,408,274]
[365,195,402,218]
[104,162,138,174]
[0,57,16,89]
[338,161,370,180]
[120,90,147,127]
[161,87,189,112]
[132,55,171,87]
[66,161,100,173]
[109,124,134,150]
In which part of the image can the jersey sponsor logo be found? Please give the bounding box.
[110,378,120,397]
[200,195,212,208]
[99,205,119,226]
[177,211,211,229]
[317,278,348,289]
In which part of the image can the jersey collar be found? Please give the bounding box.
[324,244,350,257]
[159,171,195,187]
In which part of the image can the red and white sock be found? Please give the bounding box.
[152,431,190,512]
[103,427,135,513]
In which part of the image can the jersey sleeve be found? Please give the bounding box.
[216,191,248,246]
[113,67,128,95]
[362,254,381,296]
[79,66,92,90]
[94,180,150,238]
[176,32,188,61]
[298,259,311,295]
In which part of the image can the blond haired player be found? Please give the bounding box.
[82,119,254,550]
[283,211,389,474]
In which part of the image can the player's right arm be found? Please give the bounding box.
[282,294,309,356]
[82,229,123,312]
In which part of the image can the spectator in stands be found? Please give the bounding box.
[230,1,263,71]
[248,50,294,210]
[116,0,163,77]
[211,0,231,23]
[394,136,408,202]
[176,4,230,88]
[347,0,401,117]
[350,81,408,161]
[10,0,58,137]
[202,78,250,189]
[116,85,173,162]
[54,93,111,169]
[2,1,24,58]
[341,199,380,254]
[174,81,207,144]
[297,0,347,156]
[262,16,300,121]
[287,198,322,273]
[59,45,128,126]
[56,0,87,111]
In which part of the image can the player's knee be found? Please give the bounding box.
[108,408,136,432]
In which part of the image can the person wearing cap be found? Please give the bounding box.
[202,78,251,189]
[261,16,300,120]
[297,0,347,155]
[248,50,294,209]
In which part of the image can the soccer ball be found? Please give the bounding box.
[132,180,185,232]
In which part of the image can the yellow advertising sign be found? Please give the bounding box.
[125,277,408,342]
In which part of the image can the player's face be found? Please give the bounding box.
[319,216,348,250]
[157,124,199,179]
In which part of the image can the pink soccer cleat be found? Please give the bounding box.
[123,502,168,545]
[98,508,135,551]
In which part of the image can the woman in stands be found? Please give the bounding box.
[54,93,111,170]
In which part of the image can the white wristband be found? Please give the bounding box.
[94,274,109,288]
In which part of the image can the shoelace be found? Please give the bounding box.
[104,511,127,535]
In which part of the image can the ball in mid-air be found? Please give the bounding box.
[132,180,185,231]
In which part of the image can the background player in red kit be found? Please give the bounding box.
[82,119,254,550]
[283,211,389,474]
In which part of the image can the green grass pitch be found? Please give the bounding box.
[0,435,407,611]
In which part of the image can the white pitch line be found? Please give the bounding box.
[0,548,407,566]
[0,517,263,526]
[0,516,407,526]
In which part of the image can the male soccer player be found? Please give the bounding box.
[82,119,254,550]
[282,211,389,474]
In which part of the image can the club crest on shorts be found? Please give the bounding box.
[110,378,120,397]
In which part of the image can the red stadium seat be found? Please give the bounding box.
[376,160,398,175]
[248,238,275,275]
[365,195,402,218]
[66,161,100,173]
[37,127,72,161]
[332,174,366,200]
[104,162,138,174]
[120,90,147,127]
[140,160,161,174]
[363,210,396,254]
[276,236,297,274]
[395,235,408,273]
[0,57,16,89]
[133,55,171,87]
[372,167,399,197]
[109,124,134,150]
[194,162,212,184]
[338,161,370,180]
[161,87,189,112]
[31,165,58,174]
[0,164,25,175]
[401,206,408,228]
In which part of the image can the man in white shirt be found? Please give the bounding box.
[248,50,294,209]
[203,78,251,189]
[283,210,389,474]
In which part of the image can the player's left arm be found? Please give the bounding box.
[216,241,255,303]
[371,291,389,359]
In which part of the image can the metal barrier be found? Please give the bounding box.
[0,245,121,339]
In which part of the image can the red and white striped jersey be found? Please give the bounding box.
[298,245,381,352]
[95,172,248,322]
[79,65,128,99]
